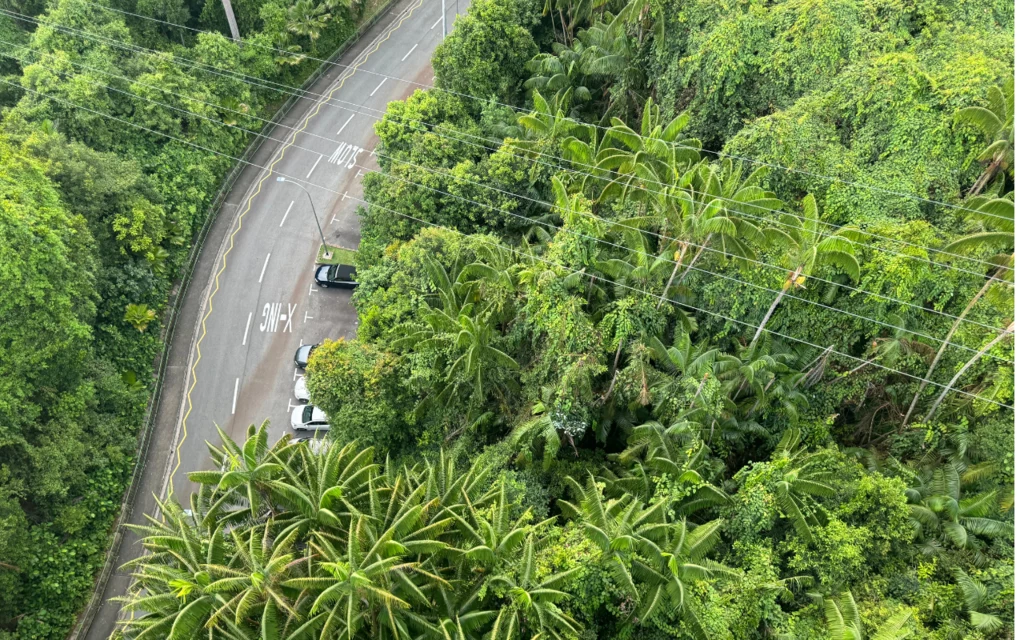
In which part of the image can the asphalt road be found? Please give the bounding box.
[168,0,455,499]
[82,1,456,636]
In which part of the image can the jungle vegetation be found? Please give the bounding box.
[0,0,374,635]
[0,0,1015,637]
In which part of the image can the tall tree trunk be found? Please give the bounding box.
[657,240,688,308]
[601,339,624,402]
[902,260,1010,428]
[221,0,241,40]
[678,237,711,283]
[751,267,801,347]
[922,322,1014,423]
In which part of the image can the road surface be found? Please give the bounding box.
[83,0,456,636]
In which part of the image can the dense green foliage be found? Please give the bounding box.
[0,0,374,635]
[2,0,1014,635]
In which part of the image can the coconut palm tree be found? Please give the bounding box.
[955,78,1014,196]
[903,192,1014,427]
[595,98,701,205]
[750,194,862,347]
[766,428,836,544]
[904,463,1012,555]
[651,161,779,306]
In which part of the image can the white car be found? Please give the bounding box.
[291,404,329,431]
[294,376,310,402]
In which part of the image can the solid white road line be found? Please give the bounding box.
[259,252,271,282]
[337,113,355,135]
[431,16,442,29]
[232,378,239,414]
[370,78,387,96]
[242,311,253,346]
[402,43,418,61]
[305,154,323,178]
[279,200,294,227]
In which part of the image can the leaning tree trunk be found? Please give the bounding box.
[922,321,1014,423]
[601,339,624,402]
[657,240,689,308]
[750,266,801,348]
[221,0,241,40]
[902,260,1010,428]
[678,237,711,283]
[968,149,1007,196]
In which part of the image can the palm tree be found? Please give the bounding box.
[595,98,701,205]
[823,591,914,640]
[767,429,836,544]
[630,519,736,635]
[954,569,1006,634]
[652,161,779,306]
[955,78,1014,196]
[487,535,582,639]
[751,194,862,347]
[903,192,1014,427]
[560,474,733,638]
[189,420,287,520]
[286,0,331,42]
[904,463,1012,555]
[921,320,1014,423]
[205,521,303,630]
[117,500,231,639]
[397,257,520,406]
[283,520,425,640]
[269,440,376,538]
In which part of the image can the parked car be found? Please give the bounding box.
[294,343,318,368]
[314,263,358,289]
[292,434,330,454]
[294,376,310,402]
[291,404,329,431]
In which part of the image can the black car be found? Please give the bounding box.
[294,343,318,368]
[314,263,357,289]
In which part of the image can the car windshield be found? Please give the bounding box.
[302,405,313,422]
[316,265,331,280]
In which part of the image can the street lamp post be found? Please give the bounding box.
[276,176,332,260]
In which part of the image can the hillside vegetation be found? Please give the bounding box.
[0,0,369,635]
[0,0,1014,637]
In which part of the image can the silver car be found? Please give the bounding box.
[291,404,329,431]
[294,376,310,402]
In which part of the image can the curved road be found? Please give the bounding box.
[84,1,456,636]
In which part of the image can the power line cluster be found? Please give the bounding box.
[0,4,1014,412]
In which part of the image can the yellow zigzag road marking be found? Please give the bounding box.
[166,0,424,496]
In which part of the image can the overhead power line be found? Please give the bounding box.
[0,8,1013,288]
[67,0,1012,220]
[0,76,1012,412]
[0,43,1012,363]
[0,35,1012,337]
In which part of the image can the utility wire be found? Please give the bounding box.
[0,76,1012,411]
[69,0,1014,220]
[2,6,1014,283]
[0,39,1011,337]
[2,44,1012,362]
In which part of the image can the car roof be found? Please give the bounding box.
[309,407,328,422]
[333,264,357,280]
